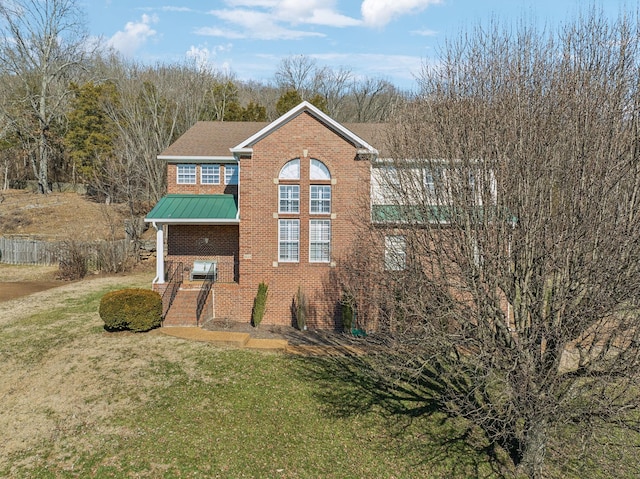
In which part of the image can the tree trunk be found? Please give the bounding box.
[518,420,547,479]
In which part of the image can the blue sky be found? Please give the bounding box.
[84,1,631,91]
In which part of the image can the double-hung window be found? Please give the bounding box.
[385,235,406,271]
[310,185,331,214]
[177,164,196,184]
[310,220,331,262]
[279,219,300,262]
[224,164,239,185]
[279,185,300,213]
[201,164,220,184]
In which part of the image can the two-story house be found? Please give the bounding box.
[145,101,385,329]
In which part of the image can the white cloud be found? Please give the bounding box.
[197,1,359,41]
[361,0,442,28]
[107,14,158,56]
[202,9,325,40]
[186,43,234,71]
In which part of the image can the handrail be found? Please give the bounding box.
[195,262,216,326]
[161,261,183,320]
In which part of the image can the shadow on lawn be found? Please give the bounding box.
[290,333,512,478]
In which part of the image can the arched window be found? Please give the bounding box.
[279,159,300,180]
[310,159,330,180]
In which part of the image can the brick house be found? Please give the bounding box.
[145,101,385,329]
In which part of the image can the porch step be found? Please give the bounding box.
[163,287,210,327]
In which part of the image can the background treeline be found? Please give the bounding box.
[0,0,406,213]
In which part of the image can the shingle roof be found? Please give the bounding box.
[157,119,389,159]
[144,194,239,223]
[159,122,269,158]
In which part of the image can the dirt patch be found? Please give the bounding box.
[0,281,64,302]
[0,189,135,241]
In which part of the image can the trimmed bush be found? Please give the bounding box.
[251,282,268,327]
[99,288,162,332]
[294,285,308,331]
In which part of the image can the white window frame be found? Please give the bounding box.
[310,159,331,180]
[201,164,220,185]
[279,159,300,180]
[385,235,406,271]
[310,185,331,214]
[309,219,331,263]
[177,164,196,184]
[279,185,300,214]
[278,219,300,262]
[224,164,239,185]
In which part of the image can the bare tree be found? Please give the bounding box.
[344,11,640,478]
[0,0,90,193]
[274,54,319,99]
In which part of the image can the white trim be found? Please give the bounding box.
[144,218,240,225]
[278,219,300,263]
[309,219,331,263]
[176,164,196,184]
[158,155,236,163]
[230,101,378,156]
[200,164,220,185]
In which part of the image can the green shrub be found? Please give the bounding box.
[341,293,355,332]
[294,286,308,331]
[99,288,162,332]
[251,282,268,327]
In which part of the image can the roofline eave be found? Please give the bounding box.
[230,101,379,154]
[144,218,241,225]
[157,155,236,163]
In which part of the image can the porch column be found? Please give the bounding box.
[154,222,165,284]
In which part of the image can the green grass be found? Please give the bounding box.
[0,275,500,478]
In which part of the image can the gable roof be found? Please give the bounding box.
[230,101,378,157]
[157,102,387,160]
[144,194,239,224]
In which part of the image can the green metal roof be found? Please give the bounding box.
[372,204,517,224]
[145,194,239,224]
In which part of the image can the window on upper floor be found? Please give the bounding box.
[385,235,406,271]
[279,185,300,213]
[310,219,331,262]
[279,159,300,180]
[310,185,331,214]
[177,164,196,184]
[310,159,331,180]
[279,219,300,262]
[224,164,239,185]
[201,164,220,184]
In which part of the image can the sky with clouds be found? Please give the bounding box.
[86,1,629,91]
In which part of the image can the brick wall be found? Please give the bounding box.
[236,112,371,329]
[167,224,239,283]
[167,163,238,196]
[161,112,371,329]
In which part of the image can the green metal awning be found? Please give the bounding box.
[145,194,239,224]
[372,204,517,225]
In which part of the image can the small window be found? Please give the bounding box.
[279,159,300,180]
[310,159,331,180]
[224,164,239,185]
[385,235,406,271]
[310,220,330,262]
[279,185,300,213]
[177,164,196,184]
[279,219,300,262]
[201,164,220,184]
[310,185,331,214]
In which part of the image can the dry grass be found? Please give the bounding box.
[0,189,132,241]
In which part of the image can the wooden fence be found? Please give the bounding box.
[0,236,131,270]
